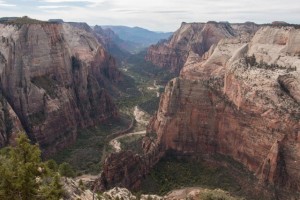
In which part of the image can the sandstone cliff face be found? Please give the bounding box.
[145,22,259,74]
[0,22,120,156]
[148,25,300,198]
[96,143,163,191]
[0,90,23,147]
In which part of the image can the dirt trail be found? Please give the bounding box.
[109,106,149,152]
[147,80,162,97]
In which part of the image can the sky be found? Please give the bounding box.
[0,0,300,32]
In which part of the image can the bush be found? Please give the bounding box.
[59,162,76,178]
[46,159,58,172]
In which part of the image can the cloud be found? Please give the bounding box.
[38,5,69,9]
[0,4,16,6]
[38,0,103,2]
[0,0,16,6]
[152,10,188,14]
[1,0,300,31]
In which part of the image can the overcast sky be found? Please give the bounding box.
[1,0,300,32]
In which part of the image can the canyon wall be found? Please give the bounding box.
[145,22,259,74]
[98,24,300,199]
[0,22,120,156]
[147,25,300,198]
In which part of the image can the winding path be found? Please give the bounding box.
[109,106,149,152]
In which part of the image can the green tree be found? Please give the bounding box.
[46,159,58,172]
[0,133,64,200]
[40,175,64,200]
[59,162,75,178]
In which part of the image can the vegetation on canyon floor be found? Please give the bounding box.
[139,156,267,200]
[49,51,172,176]
[51,115,131,175]
[139,157,242,195]
[119,134,144,154]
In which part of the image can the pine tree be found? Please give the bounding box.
[0,133,64,200]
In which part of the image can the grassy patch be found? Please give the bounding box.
[50,115,131,175]
[126,51,176,85]
[139,157,242,196]
[139,155,269,200]
[139,96,160,115]
[116,51,175,115]
[119,135,144,154]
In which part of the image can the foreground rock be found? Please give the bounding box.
[0,19,120,156]
[96,150,162,191]
[65,185,240,200]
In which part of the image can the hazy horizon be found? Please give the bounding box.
[1,0,300,32]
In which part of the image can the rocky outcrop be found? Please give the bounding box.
[147,25,300,198]
[97,187,239,200]
[146,22,259,74]
[96,145,163,191]
[0,89,23,147]
[0,21,121,156]
[97,151,144,191]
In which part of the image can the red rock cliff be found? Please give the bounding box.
[0,22,121,156]
[145,22,259,74]
[148,25,300,198]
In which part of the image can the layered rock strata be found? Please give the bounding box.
[146,22,259,73]
[96,145,163,191]
[98,24,300,199]
[0,22,120,156]
[148,25,300,198]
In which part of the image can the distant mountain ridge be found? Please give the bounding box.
[101,25,172,50]
[93,25,141,56]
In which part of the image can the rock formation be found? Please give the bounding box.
[0,90,24,147]
[146,22,259,74]
[97,23,300,199]
[0,20,121,156]
[97,187,239,200]
[96,146,163,191]
[146,24,300,198]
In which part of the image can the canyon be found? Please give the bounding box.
[98,22,300,199]
[1,17,300,200]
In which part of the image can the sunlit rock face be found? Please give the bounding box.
[146,21,259,74]
[0,22,120,156]
[147,24,300,198]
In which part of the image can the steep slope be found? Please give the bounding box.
[147,25,300,198]
[97,24,300,199]
[0,21,121,156]
[146,22,259,73]
[0,90,24,147]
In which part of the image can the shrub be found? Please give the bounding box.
[59,162,76,178]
